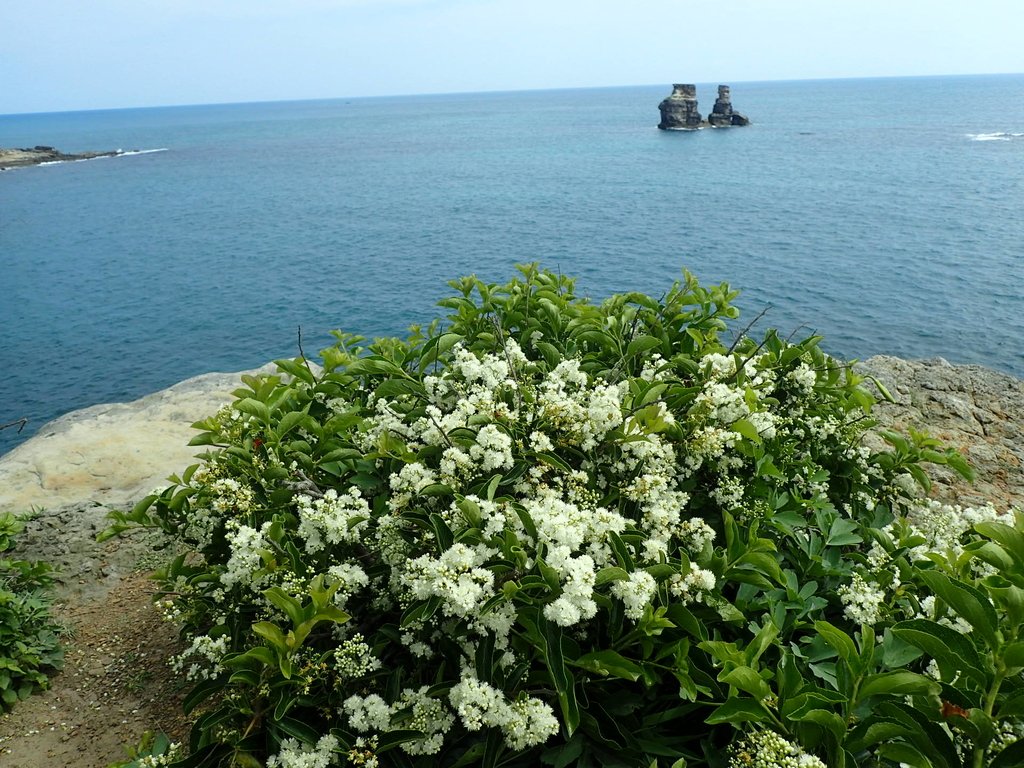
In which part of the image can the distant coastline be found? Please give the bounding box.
[0,145,148,170]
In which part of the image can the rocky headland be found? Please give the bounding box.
[657,83,750,130]
[0,355,1021,765]
[0,146,135,171]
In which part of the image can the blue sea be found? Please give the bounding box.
[2,75,1023,456]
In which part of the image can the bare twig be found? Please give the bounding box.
[297,325,318,382]
[284,468,324,498]
[785,324,812,343]
[0,417,28,433]
[491,316,523,410]
[727,304,772,354]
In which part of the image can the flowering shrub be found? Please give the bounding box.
[106,266,1024,768]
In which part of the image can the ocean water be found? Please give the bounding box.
[2,74,1023,456]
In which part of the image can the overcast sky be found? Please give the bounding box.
[3,0,1022,114]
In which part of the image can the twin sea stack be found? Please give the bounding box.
[657,84,750,130]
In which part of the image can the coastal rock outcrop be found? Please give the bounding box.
[0,145,133,170]
[706,85,751,127]
[857,356,1024,508]
[657,84,750,130]
[657,84,703,130]
[0,366,273,513]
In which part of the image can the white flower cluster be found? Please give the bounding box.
[837,572,887,626]
[448,674,560,751]
[728,729,826,768]
[667,561,718,602]
[787,362,817,394]
[343,687,455,755]
[896,499,1007,563]
[353,344,718,633]
[138,743,182,767]
[266,733,339,768]
[333,633,381,679]
[209,476,257,515]
[543,546,598,627]
[389,462,437,512]
[610,570,658,620]
[171,633,228,682]
[402,543,496,618]
[295,488,371,554]
[220,522,272,590]
[537,358,627,451]
[326,563,370,608]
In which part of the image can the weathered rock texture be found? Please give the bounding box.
[658,84,750,130]
[707,85,751,127]
[0,145,130,170]
[0,366,273,513]
[857,356,1024,509]
[658,84,703,130]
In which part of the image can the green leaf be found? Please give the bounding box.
[719,666,771,699]
[275,409,309,438]
[814,620,858,664]
[703,697,770,725]
[182,677,226,715]
[1002,640,1024,670]
[891,619,987,687]
[346,357,407,377]
[858,671,940,701]
[730,419,762,443]
[594,567,630,587]
[419,333,464,369]
[848,718,917,751]
[825,518,863,547]
[991,739,1024,768]
[874,742,933,768]
[572,650,643,682]
[274,717,321,745]
[234,398,271,424]
[262,588,304,629]
[975,521,1024,565]
[917,570,999,649]
[788,707,846,741]
[541,618,580,735]
[252,622,289,653]
[625,335,663,359]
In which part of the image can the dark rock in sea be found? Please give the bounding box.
[707,85,751,127]
[658,84,750,130]
[657,84,703,130]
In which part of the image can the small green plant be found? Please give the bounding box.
[106,265,1022,767]
[108,731,182,768]
[0,511,63,710]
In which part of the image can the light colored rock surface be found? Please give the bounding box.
[0,366,271,514]
[858,355,1024,508]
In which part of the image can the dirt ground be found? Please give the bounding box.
[0,522,190,768]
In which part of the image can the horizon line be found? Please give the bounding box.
[3,70,1022,119]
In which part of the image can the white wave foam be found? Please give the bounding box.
[120,148,169,156]
[967,132,1024,142]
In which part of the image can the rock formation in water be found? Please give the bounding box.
[706,85,751,127]
[0,145,131,170]
[657,84,703,130]
[657,84,750,129]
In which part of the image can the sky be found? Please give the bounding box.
[2,0,1023,115]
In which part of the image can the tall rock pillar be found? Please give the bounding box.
[657,84,703,130]
[708,85,750,126]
